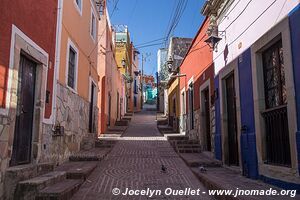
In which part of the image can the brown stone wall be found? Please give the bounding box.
[40,83,95,164]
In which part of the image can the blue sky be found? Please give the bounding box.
[107,0,205,76]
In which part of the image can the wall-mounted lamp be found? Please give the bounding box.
[205,33,222,51]
[204,24,224,52]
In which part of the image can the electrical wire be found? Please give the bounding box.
[179,0,278,83]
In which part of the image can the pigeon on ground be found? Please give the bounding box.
[199,165,207,173]
[161,164,167,173]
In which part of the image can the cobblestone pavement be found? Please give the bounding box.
[72,109,211,200]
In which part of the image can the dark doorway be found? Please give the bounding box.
[89,82,96,133]
[203,88,211,151]
[108,93,111,126]
[225,73,239,166]
[117,92,120,120]
[11,54,36,166]
[188,83,194,130]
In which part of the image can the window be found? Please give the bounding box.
[261,39,291,166]
[68,48,76,89]
[90,10,96,40]
[74,0,82,15]
[262,40,287,109]
[66,39,78,91]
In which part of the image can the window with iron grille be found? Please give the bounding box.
[262,39,291,167]
[68,47,76,89]
[263,40,287,109]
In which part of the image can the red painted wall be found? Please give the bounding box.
[179,18,214,111]
[0,0,57,118]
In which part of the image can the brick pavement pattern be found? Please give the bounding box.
[71,109,211,200]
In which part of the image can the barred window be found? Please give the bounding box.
[68,47,76,89]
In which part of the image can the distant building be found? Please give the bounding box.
[166,37,192,132]
[157,48,168,112]
[98,5,125,134]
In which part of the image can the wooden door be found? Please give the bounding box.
[204,88,211,151]
[11,55,36,166]
[225,73,239,166]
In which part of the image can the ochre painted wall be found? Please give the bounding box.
[59,0,99,101]
[168,78,180,117]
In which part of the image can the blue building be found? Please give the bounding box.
[202,0,300,190]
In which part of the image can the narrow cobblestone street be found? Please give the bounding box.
[72,107,211,200]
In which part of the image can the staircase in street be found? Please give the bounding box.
[9,113,132,200]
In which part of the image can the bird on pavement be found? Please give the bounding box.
[161,164,167,173]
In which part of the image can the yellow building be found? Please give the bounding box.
[115,26,134,112]
[167,77,180,132]
[41,0,101,164]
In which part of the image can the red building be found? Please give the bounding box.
[179,18,214,153]
[0,1,58,198]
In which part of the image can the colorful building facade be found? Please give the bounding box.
[178,18,214,151]
[45,0,100,164]
[202,0,300,189]
[0,0,58,198]
[98,6,125,134]
[166,37,192,132]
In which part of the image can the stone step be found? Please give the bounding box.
[179,153,222,168]
[176,140,200,145]
[157,119,168,125]
[107,126,127,132]
[69,148,110,161]
[100,133,122,137]
[166,135,189,141]
[5,163,55,200]
[190,167,294,200]
[95,140,116,148]
[178,149,201,153]
[55,161,98,180]
[176,144,202,148]
[122,117,132,121]
[124,112,133,116]
[14,171,66,200]
[115,120,129,126]
[36,179,83,200]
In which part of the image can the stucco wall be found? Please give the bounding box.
[214,0,299,74]
[0,0,57,118]
[289,4,300,176]
[58,0,99,101]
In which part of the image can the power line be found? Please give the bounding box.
[223,0,252,31]
[181,0,278,82]
[135,42,165,49]
[135,37,167,47]
[164,0,187,47]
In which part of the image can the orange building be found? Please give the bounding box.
[178,18,214,153]
[97,5,125,134]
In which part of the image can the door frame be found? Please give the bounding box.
[6,25,49,166]
[219,58,242,168]
[199,79,211,152]
[251,18,299,182]
[89,77,97,133]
